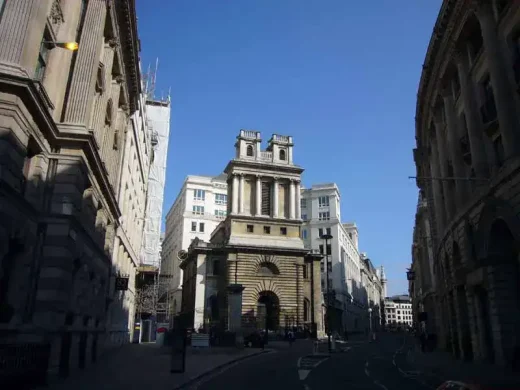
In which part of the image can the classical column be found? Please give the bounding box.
[434,114,456,220]
[231,174,239,215]
[474,1,520,159]
[295,180,301,219]
[272,178,279,218]
[255,175,262,216]
[0,0,44,77]
[454,47,491,179]
[238,174,245,214]
[442,85,470,206]
[430,138,446,233]
[289,180,296,219]
[62,0,107,125]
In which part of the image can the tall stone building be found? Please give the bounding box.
[180,130,323,338]
[413,0,520,367]
[0,0,142,378]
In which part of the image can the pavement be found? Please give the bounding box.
[43,342,271,390]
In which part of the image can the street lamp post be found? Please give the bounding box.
[320,234,333,354]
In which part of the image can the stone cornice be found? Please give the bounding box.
[0,75,122,223]
[224,159,304,176]
[114,0,141,113]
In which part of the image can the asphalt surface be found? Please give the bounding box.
[191,333,514,390]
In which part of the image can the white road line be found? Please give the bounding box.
[364,361,370,377]
[373,379,389,390]
[298,369,311,380]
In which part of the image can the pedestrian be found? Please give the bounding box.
[288,330,294,346]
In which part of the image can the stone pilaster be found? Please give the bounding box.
[430,135,446,233]
[62,0,107,125]
[238,174,245,214]
[231,174,239,215]
[295,180,301,219]
[442,86,470,207]
[474,0,520,159]
[272,178,279,218]
[454,47,491,179]
[227,284,245,347]
[434,114,455,220]
[255,175,261,216]
[289,179,295,219]
[0,0,44,77]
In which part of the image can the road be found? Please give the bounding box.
[191,333,448,390]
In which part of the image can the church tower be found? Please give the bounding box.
[221,130,303,248]
[180,130,323,340]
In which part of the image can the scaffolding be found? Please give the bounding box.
[138,60,173,326]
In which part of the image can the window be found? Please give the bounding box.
[191,222,197,232]
[279,149,286,160]
[0,0,6,22]
[326,244,332,255]
[35,31,51,81]
[261,182,272,215]
[326,227,331,236]
[302,214,307,221]
[194,189,205,201]
[192,206,204,215]
[318,196,329,207]
[319,245,324,254]
[264,226,271,234]
[303,298,310,320]
[303,265,308,280]
[215,209,227,218]
[318,228,323,237]
[319,212,330,221]
[246,145,254,156]
[280,227,287,235]
[302,229,307,239]
[300,198,307,208]
[215,193,227,205]
[199,223,205,233]
[247,224,254,233]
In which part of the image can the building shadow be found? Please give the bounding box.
[0,133,131,387]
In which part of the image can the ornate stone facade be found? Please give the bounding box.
[414,0,520,367]
[0,0,142,378]
[180,130,324,338]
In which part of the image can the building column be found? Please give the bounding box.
[474,1,520,159]
[272,178,279,218]
[238,174,245,214]
[434,114,456,221]
[295,180,301,219]
[442,86,470,207]
[455,48,491,179]
[231,174,239,215]
[255,175,262,216]
[289,180,296,219]
[62,0,107,125]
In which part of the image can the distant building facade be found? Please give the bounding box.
[300,183,374,334]
[161,174,228,320]
[384,295,413,329]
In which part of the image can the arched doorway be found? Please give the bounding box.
[257,291,279,333]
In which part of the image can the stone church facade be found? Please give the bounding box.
[181,130,323,337]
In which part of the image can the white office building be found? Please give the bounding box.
[161,175,228,316]
[384,295,413,329]
[300,183,368,334]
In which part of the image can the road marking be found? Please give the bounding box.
[373,380,389,390]
[298,369,311,380]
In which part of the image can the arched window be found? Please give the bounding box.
[279,149,286,160]
[246,145,254,157]
[258,262,280,276]
[303,298,310,322]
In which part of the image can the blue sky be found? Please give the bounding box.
[136,0,442,296]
